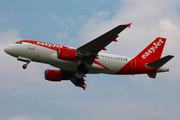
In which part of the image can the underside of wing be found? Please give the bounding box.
[69,77,87,90]
[61,70,87,90]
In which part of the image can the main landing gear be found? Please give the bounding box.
[77,64,89,74]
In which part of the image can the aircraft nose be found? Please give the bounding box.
[4,45,14,55]
[4,45,11,54]
[4,44,20,57]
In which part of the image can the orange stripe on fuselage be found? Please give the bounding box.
[93,60,111,71]
[116,59,157,75]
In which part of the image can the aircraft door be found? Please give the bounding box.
[131,59,136,68]
[28,40,34,50]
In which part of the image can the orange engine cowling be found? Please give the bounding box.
[57,48,77,60]
[45,69,68,81]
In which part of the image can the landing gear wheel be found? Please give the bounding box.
[22,64,27,69]
[77,63,89,74]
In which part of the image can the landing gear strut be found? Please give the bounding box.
[17,56,31,69]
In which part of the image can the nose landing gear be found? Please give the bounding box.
[23,64,27,69]
[17,56,31,69]
[22,61,30,69]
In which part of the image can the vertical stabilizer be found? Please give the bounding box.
[135,37,166,63]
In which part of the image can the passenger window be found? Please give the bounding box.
[15,42,22,44]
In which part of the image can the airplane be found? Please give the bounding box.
[4,23,174,90]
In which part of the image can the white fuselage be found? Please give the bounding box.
[4,42,131,75]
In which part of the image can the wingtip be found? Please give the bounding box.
[126,23,132,28]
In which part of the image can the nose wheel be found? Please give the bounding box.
[17,57,31,69]
[22,61,30,69]
[22,64,27,69]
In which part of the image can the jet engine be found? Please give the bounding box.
[45,69,69,81]
[57,48,77,60]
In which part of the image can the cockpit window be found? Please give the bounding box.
[15,42,22,44]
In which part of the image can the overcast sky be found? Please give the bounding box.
[1,0,180,120]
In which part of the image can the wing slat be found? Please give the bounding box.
[77,24,130,55]
[77,24,131,64]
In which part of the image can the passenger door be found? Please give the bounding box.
[28,40,34,50]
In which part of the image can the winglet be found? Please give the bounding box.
[126,23,132,28]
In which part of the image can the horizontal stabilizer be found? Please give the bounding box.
[147,73,157,78]
[146,55,174,68]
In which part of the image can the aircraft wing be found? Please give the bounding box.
[63,24,132,90]
[77,23,131,56]
[77,23,131,64]
[69,77,87,90]
[61,69,87,90]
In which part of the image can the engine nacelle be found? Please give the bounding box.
[57,48,77,60]
[45,69,68,81]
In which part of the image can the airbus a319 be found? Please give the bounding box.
[4,23,174,90]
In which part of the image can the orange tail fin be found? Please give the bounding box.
[134,37,166,63]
